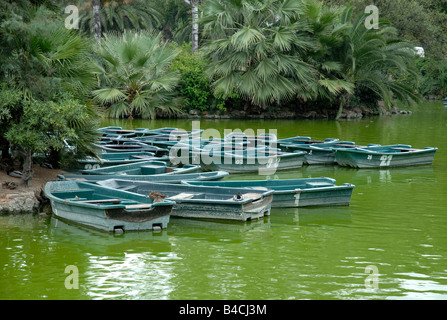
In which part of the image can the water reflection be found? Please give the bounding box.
[270,207,352,226]
[50,218,177,300]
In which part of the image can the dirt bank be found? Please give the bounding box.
[0,166,69,214]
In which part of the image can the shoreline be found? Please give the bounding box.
[0,166,68,214]
[170,105,412,120]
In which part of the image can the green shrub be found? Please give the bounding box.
[170,43,213,112]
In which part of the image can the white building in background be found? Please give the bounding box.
[414,47,425,58]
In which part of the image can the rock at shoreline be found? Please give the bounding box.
[0,191,39,214]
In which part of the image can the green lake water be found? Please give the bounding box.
[1,102,447,300]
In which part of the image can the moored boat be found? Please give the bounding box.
[334,144,438,168]
[280,140,361,165]
[94,142,168,156]
[182,177,355,207]
[59,160,201,181]
[97,179,274,221]
[44,180,174,232]
[75,152,162,170]
[58,169,229,183]
[191,148,306,174]
[81,160,199,175]
[278,136,338,148]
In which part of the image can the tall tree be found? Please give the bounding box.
[183,0,200,53]
[93,0,101,44]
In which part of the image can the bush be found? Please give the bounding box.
[170,43,213,112]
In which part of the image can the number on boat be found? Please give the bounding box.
[265,158,280,168]
[380,155,393,166]
[294,193,300,206]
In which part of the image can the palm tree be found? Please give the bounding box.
[93,30,181,119]
[77,0,164,38]
[332,6,421,119]
[302,0,354,102]
[200,0,319,111]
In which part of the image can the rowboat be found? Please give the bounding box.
[192,148,306,174]
[96,179,274,221]
[334,144,438,168]
[94,142,168,156]
[443,98,447,106]
[136,127,203,137]
[281,140,357,165]
[224,132,278,148]
[81,160,199,175]
[59,169,229,183]
[278,136,338,147]
[44,180,174,233]
[168,139,248,165]
[98,126,137,137]
[182,177,355,207]
[75,152,163,170]
[59,160,201,181]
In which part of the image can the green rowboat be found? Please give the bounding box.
[81,160,199,175]
[97,179,274,221]
[44,180,174,233]
[75,152,164,170]
[94,142,168,156]
[191,148,306,174]
[280,140,358,165]
[334,144,438,168]
[59,170,229,183]
[182,178,355,207]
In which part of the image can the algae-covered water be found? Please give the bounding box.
[1,102,447,300]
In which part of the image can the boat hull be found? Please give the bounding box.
[49,199,171,232]
[182,178,354,208]
[170,196,272,221]
[193,151,305,174]
[44,181,173,232]
[58,170,229,183]
[334,147,437,168]
[96,180,274,222]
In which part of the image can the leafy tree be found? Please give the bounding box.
[2,92,99,185]
[0,5,99,185]
[93,30,181,119]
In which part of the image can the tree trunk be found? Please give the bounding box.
[335,93,350,120]
[93,0,101,45]
[184,0,199,53]
[21,148,34,187]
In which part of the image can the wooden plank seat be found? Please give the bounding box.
[124,204,153,209]
[169,193,196,200]
[228,193,262,201]
[76,199,122,204]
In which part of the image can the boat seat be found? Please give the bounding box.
[140,165,166,175]
[305,182,333,187]
[390,147,413,152]
[125,204,152,209]
[169,193,195,200]
[76,199,122,204]
[228,193,262,201]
